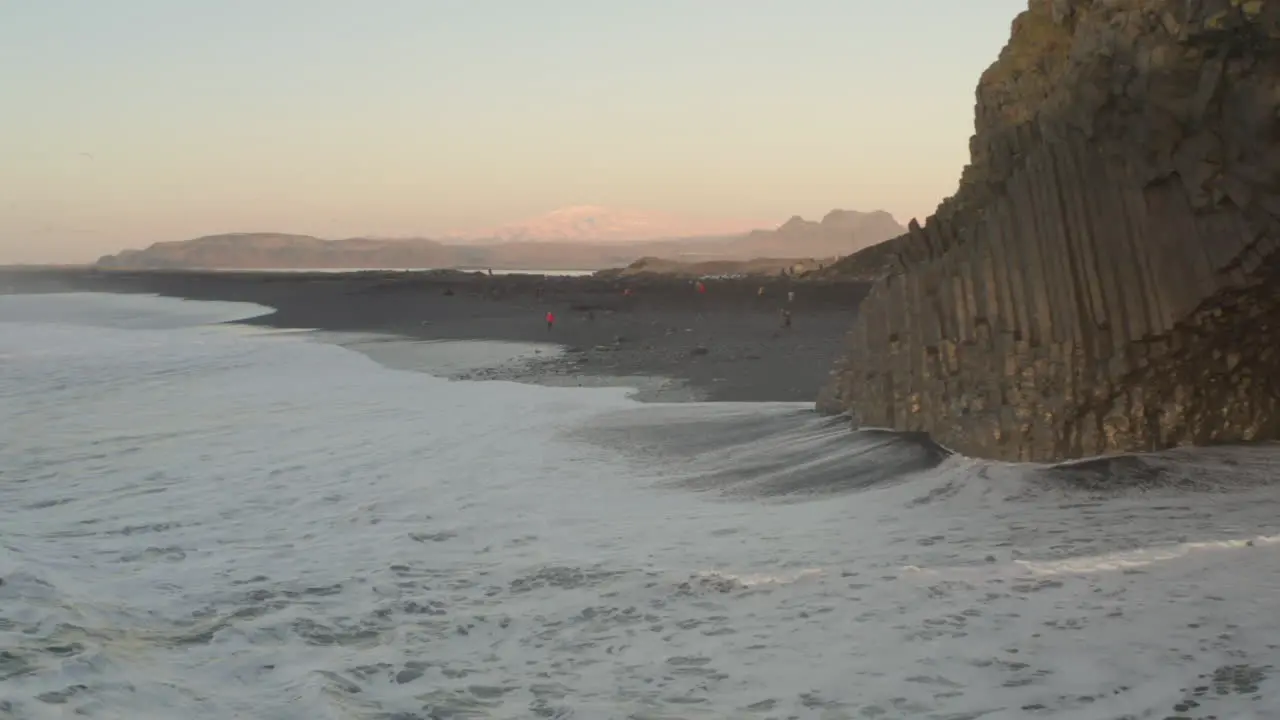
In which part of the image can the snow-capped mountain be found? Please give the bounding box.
[479,206,761,242]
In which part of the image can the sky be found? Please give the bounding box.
[0,0,1028,264]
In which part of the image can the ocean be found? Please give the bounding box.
[189,268,599,276]
[2,292,1279,719]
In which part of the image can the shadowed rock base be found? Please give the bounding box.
[819,0,1280,462]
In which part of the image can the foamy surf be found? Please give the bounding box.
[896,533,1280,581]
[691,568,825,589]
[1015,533,1280,576]
[3,292,1280,719]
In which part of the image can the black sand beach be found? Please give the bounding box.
[1,268,873,402]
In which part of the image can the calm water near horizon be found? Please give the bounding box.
[210,268,600,276]
[2,293,1280,719]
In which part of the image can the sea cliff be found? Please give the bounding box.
[819,0,1280,461]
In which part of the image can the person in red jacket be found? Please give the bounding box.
[696,280,706,294]
[545,311,555,330]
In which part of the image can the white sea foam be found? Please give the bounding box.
[2,292,1279,719]
[1012,534,1280,576]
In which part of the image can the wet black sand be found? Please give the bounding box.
[1,268,873,402]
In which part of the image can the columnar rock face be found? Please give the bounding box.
[819,0,1280,462]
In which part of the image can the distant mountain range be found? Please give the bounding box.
[474,205,766,243]
[94,208,906,271]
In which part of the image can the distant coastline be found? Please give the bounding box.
[1,265,588,273]
[86,209,906,273]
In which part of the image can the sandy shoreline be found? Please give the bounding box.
[0,268,873,403]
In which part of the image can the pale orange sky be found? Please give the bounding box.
[0,0,1028,264]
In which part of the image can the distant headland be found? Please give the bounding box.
[92,208,906,272]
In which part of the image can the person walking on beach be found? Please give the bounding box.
[781,308,792,329]
[696,280,706,294]
[787,290,795,304]
[546,311,555,331]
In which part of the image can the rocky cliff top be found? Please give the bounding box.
[943,0,1277,231]
[823,0,1277,280]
